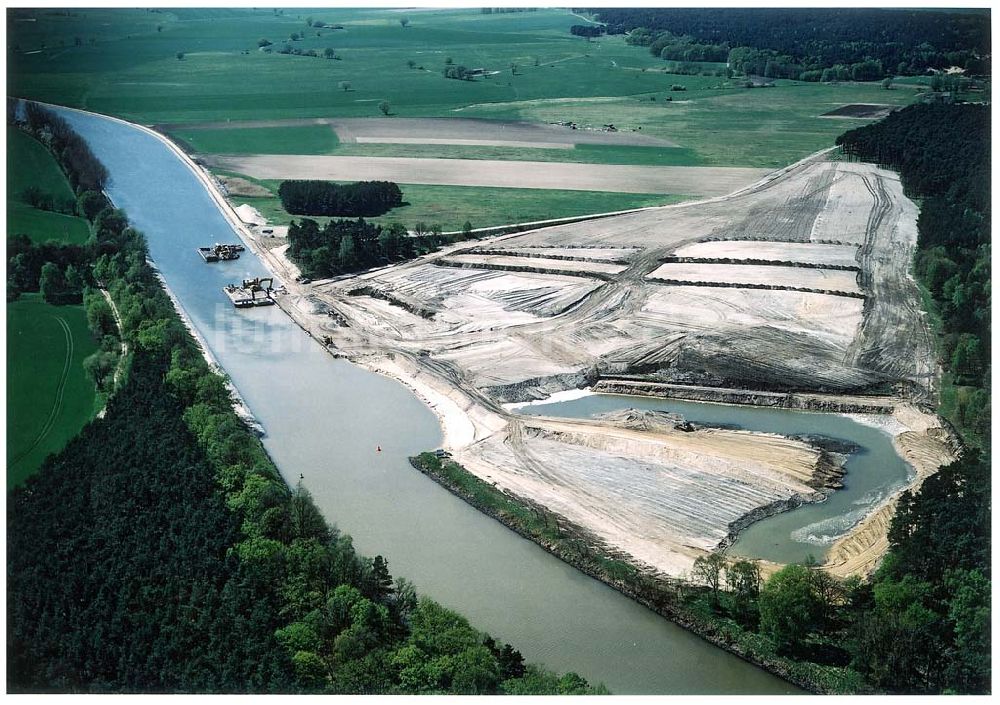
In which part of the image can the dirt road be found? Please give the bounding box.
[162,116,679,148]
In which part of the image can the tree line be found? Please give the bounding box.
[570,24,605,40]
[278,180,403,218]
[6,102,604,695]
[838,104,989,446]
[286,217,455,279]
[594,7,990,78]
[22,101,108,192]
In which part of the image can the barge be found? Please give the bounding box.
[224,277,276,308]
[198,243,245,262]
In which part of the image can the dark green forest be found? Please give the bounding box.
[6,104,604,694]
[591,8,990,79]
[286,216,456,279]
[278,179,403,218]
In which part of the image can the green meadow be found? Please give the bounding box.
[6,128,98,487]
[170,124,339,154]
[10,7,926,168]
[7,294,100,489]
[7,127,92,244]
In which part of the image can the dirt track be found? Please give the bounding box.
[163,116,679,148]
[204,154,769,195]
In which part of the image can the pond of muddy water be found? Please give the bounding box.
[517,393,912,564]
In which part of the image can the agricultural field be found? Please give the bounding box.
[6,129,97,488]
[169,123,339,154]
[12,6,923,169]
[9,7,937,233]
[7,294,99,488]
[7,127,91,244]
[206,154,767,194]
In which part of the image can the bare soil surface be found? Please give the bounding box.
[820,104,898,119]
[647,262,861,295]
[203,154,768,195]
[196,141,943,579]
[441,253,627,277]
[674,240,859,268]
[217,174,272,197]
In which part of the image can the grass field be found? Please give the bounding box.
[230,175,686,232]
[170,124,339,154]
[8,7,937,168]
[8,127,78,199]
[7,127,92,244]
[7,294,100,489]
[8,202,92,245]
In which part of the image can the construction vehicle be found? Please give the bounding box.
[224,276,276,307]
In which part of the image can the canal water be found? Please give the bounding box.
[55,106,802,694]
[517,394,912,564]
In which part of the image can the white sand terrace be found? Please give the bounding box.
[647,262,862,295]
[486,246,639,261]
[640,287,863,350]
[225,154,942,579]
[673,240,859,267]
[441,254,627,276]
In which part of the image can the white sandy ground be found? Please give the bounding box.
[647,262,862,295]
[673,240,860,267]
[76,103,952,582]
[234,203,266,225]
[639,287,863,350]
[203,154,771,196]
[484,246,639,261]
[503,388,595,411]
[442,253,627,276]
[249,157,943,578]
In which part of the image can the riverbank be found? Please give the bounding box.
[410,451,863,694]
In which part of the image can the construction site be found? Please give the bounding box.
[230,152,954,579]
